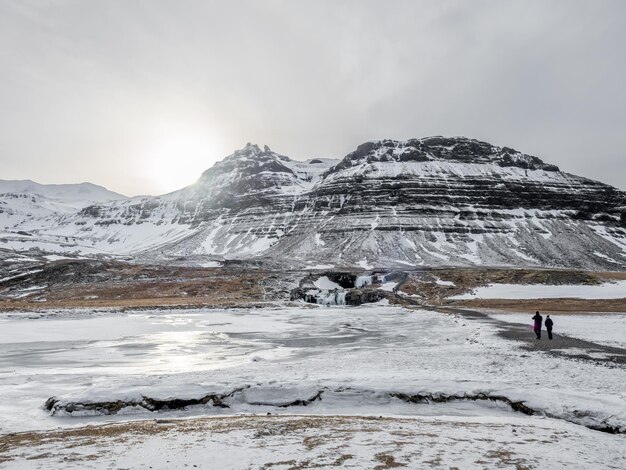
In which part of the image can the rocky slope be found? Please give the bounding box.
[1,137,625,270]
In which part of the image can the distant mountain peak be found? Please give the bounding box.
[0,179,127,204]
[232,143,277,159]
[240,142,261,153]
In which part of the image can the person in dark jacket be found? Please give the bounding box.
[545,315,554,340]
[532,311,543,339]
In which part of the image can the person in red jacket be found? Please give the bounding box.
[532,311,543,339]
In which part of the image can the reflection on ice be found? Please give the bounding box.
[0,305,625,436]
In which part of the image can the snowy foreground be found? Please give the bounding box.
[0,305,625,468]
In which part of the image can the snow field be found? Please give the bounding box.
[451,280,626,300]
[312,276,341,290]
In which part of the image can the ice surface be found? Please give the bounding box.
[0,305,625,437]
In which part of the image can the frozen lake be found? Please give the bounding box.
[0,306,625,436]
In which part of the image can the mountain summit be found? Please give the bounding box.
[328,137,560,174]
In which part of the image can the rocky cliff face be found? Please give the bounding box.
[2,137,625,270]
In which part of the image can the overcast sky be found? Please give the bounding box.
[1,0,625,195]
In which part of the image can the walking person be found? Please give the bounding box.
[545,315,554,340]
[532,311,543,339]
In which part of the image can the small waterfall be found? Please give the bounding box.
[355,275,373,288]
[316,290,346,306]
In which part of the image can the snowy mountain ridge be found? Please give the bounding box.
[0,179,128,206]
[1,137,625,270]
[0,180,129,237]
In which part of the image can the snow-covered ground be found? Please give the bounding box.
[489,313,626,349]
[0,305,625,468]
[2,414,624,470]
[451,280,626,299]
[313,276,341,289]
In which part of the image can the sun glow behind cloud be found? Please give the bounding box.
[141,121,222,195]
[1,2,625,193]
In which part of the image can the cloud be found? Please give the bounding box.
[0,0,624,194]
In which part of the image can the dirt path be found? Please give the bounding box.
[440,306,626,366]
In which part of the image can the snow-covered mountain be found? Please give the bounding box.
[0,180,127,236]
[0,180,127,206]
[2,137,625,269]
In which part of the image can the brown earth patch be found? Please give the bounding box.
[0,415,391,459]
[1,261,624,312]
[0,261,287,310]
